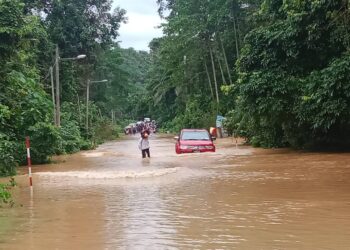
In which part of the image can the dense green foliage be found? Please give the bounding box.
[236,0,350,148]
[0,0,150,176]
[138,0,261,130]
[0,0,54,174]
[141,0,350,149]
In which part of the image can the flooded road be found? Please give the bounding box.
[1,135,350,249]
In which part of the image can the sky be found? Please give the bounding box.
[112,0,164,51]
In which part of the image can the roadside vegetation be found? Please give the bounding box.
[141,0,350,149]
[0,178,16,207]
[1,0,350,177]
[0,0,149,176]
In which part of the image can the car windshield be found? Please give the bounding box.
[181,131,210,140]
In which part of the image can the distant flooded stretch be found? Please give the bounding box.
[1,135,350,249]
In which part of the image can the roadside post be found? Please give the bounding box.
[25,136,33,189]
[216,115,225,138]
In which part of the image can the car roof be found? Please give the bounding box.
[181,129,208,132]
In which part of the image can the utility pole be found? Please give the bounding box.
[52,45,86,127]
[55,44,60,127]
[50,66,56,125]
[86,79,90,132]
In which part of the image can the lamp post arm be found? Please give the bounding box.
[60,55,86,61]
[60,57,77,61]
[90,80,108,83]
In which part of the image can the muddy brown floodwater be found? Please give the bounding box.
[1,135,350,249]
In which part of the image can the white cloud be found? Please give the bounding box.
[113,0,163,51]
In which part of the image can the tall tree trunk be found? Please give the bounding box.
[183,55,189,97]
[77,94,81,124]
[209,45,220,105]
[216,52,227,85]
[219,36,233,85]
[232,15,240,59]
[236,15,241,47]
[50,66,56,125]
[204,60,214,100]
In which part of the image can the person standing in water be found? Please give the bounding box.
[138,131,150,158]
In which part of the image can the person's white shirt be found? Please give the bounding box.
[138,138,150,150]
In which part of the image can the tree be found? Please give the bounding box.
[0,0,58,173]
[146,0,261,129]
[235,0,350,148]
[0,0,128,175]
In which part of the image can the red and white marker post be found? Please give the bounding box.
[25,136,33,188]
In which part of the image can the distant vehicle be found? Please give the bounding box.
[124,123,137,134]
[124,125,131,135]
[174,129,216,154]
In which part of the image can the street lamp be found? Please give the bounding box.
[55,44,86,127]
[86,79,108,132]
[60,54,87,61]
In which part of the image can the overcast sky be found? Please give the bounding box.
[112,0,163,51]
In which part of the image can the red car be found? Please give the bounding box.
[175,129,216,154]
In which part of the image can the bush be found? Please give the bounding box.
[27,122,61,164]
[296,55,350,148]
[223,110,244,137]
[0,133,17,176]
[165,99,216,132]
[93,121,121,143]
[59,119,84,154]
[59,103,95,152]
[79,140,95,150]
[0,178,16,207]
